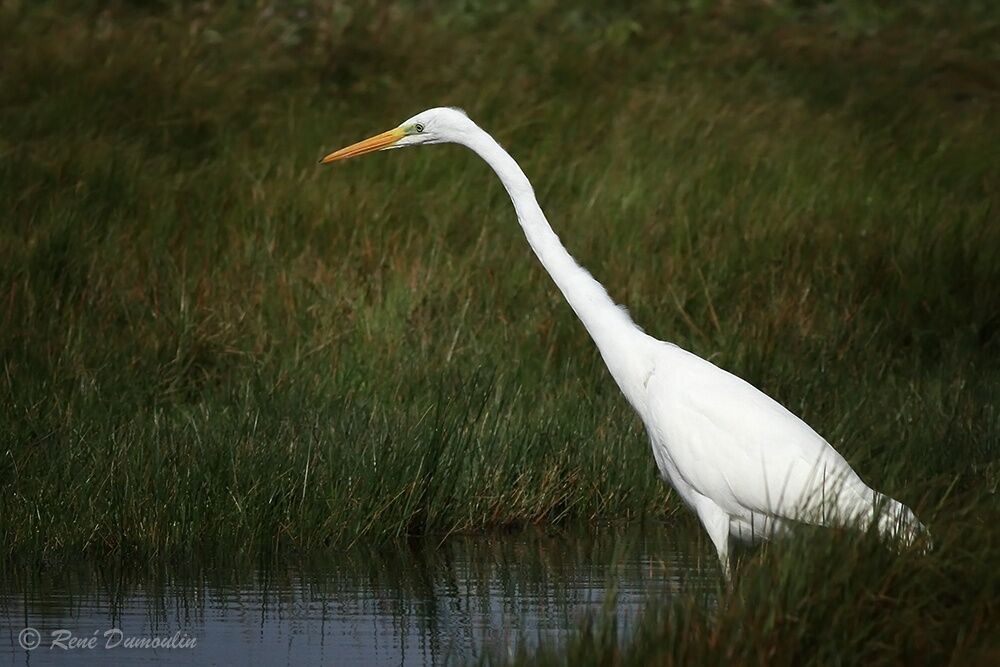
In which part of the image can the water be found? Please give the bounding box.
[1,525,713,666]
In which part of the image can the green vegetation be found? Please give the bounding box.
[1,0,998,660]
[499,521,998,665]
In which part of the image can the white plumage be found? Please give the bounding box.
[321,107,926,576]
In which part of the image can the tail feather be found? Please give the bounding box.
[802,477,930,551]
[874,496,932,551]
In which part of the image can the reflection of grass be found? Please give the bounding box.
[1,0,997,626]
[6,524,702,634]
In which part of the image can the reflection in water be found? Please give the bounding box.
[1,524,712,665]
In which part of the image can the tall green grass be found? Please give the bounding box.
[1,0,997,579]
[497,516,1000,665]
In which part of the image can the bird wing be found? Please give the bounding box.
[643,344,873,523]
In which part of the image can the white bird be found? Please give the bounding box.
[320,107,927,576]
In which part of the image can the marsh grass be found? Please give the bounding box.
[498,510,1000,666]
[1,5,998,652]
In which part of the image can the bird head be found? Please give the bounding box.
[320,107,473,164]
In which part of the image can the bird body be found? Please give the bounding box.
[321,107,926,574]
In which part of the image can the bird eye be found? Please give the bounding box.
[414,123,425,133]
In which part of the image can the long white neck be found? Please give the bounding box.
[460,126,647,370]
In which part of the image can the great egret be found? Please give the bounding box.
[320,107,926,575]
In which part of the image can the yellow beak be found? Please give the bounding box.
[319,127,406,164]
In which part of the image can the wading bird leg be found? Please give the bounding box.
[694,496,732,581]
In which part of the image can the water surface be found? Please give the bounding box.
[2,525,712,665]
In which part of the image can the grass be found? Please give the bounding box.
[0,0,998,659]
[498,518,999,666]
